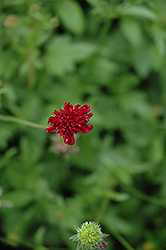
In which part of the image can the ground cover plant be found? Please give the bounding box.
[0,0,166,250]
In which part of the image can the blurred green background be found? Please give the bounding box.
[0,0,166,250]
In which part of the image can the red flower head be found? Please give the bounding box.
[46,102,93,145]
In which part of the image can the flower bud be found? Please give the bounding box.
[70,221,108,250]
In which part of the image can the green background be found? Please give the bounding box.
[0,1,166,250]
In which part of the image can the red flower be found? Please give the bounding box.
[96,242,108,249]
[46,102,93,145]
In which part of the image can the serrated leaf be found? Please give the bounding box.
[56,0,85,35]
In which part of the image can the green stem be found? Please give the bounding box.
[121,184,166,206]
[96,198,135,250]
[0,114,46,129]
[95,198,109,222]
[108,226,135,250]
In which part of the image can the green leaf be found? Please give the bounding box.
[104,213,133,235]
[70,42,97,61]
[127,163,152,174]
[150,133,165,164]
[132,44,153,77]
[0,147,17,170]
[1,191,33,207]
[34,226,46,245]
[105,190,130,202]
[0,123,16,150]
[115,170,133,186]
[119,91,155,121]
[121,18,142,47]
[56,0,85,35]
[83,57,119,84]
[122,6,158,20]
[86,0,100,8]
[45,36,96,76]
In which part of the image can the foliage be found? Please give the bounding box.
[0,0,166,250]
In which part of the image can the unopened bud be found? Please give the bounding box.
[70,221,108,250]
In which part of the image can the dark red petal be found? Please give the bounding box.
[73,104,81,110]
[72,127,83,133]
[82,104,90,109]
[63,135,75,145]
[59,129,64,137]
[46,126,57,133]
[64,102,71,106]
[47,116,55,124]
[85,112,93,118]
[72,124,93,133]
[75,115,85,121]
[64,102,72,111]
[83,124,93,133]
[78,104,90,114]
[52,110,61,115]
[72,126,86,133]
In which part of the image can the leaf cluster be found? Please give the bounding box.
[1,0,166,250]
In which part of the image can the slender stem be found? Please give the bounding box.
[95,198,109,222]
[95,198,135,250]
[121,184,166,206]
[109,226,135,250]
[0,114,46,129]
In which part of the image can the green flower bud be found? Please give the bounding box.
[70,221,108,250]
